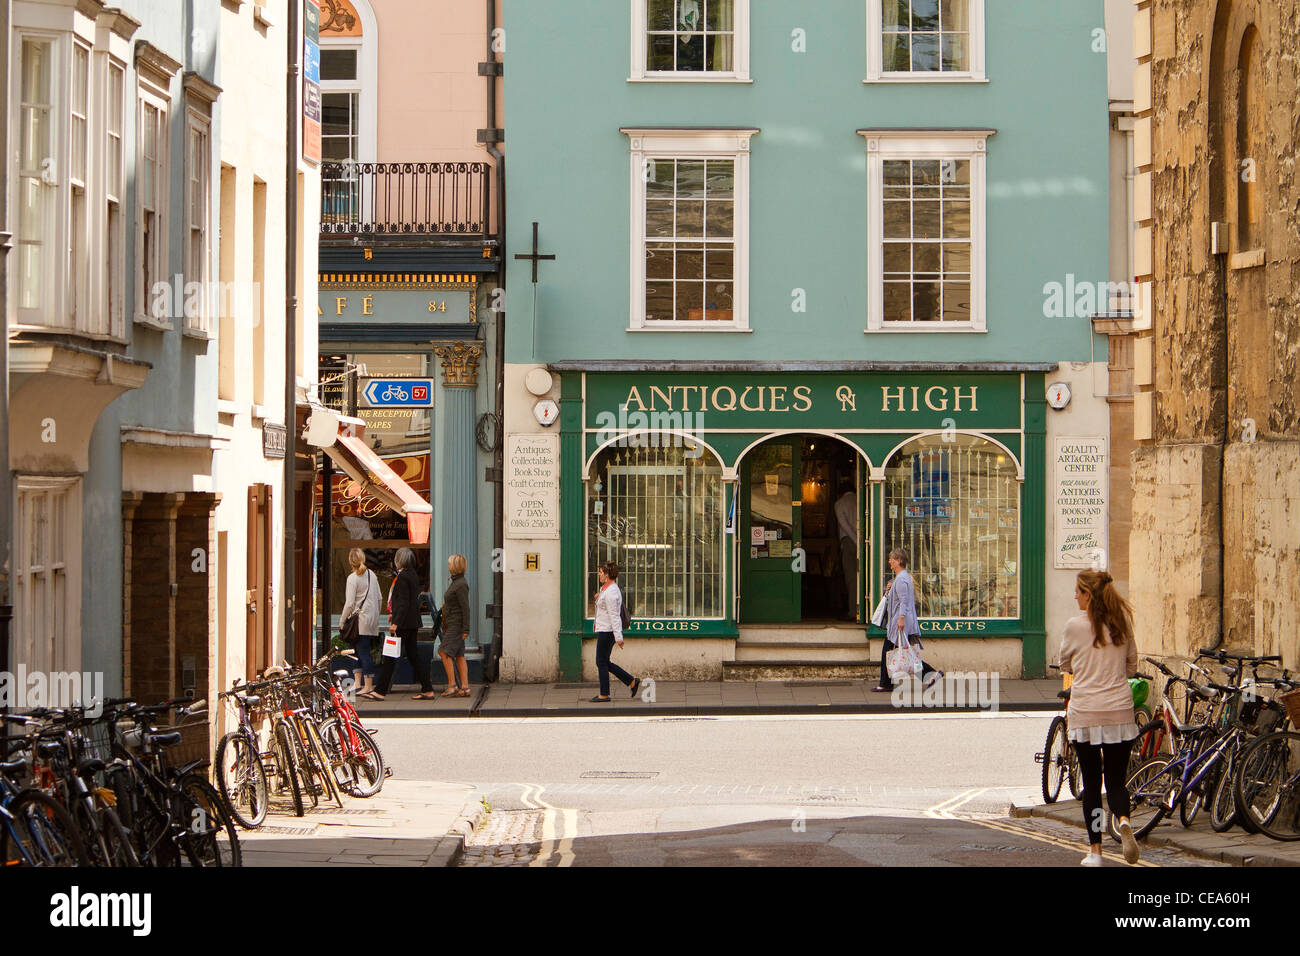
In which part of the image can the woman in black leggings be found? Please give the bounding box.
[1059,569,1141,866]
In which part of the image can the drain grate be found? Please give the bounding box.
[249,825,315,836]
[580,771,660,779]
[783,680,853,687]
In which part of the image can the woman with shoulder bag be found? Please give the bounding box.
[590,562,641,703]
[1061,569,1142,866]
[341,549,380,699]
[372,548,435,701]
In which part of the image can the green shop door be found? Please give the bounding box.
[740,439,801,622]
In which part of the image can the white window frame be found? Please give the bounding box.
[630,0,751,83]
[103,56,128,339]
[183,107,213,336]
[862,130,991,333]
[11,30,62,329]
[624,127,757,332]
[14,476,83,675]
[319,0,377,164]
[135,78,171,330]
[866,0,986,83]
[68,39,91,331]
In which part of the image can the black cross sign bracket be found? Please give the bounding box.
[515,221,556,283]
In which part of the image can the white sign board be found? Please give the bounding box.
[1052,436,1108,569]
[506,434,560,539]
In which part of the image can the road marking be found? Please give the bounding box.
[521,783,576,868]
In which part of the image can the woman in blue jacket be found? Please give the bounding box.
[874,547,942,692]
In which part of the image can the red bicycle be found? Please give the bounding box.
[310,650,386,798]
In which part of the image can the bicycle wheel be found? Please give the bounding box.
[1041,716,1067,804]
[73,796,116,867]
[216,731,269,829]
[1180,765,1209,828]
[1210,748,1240,832]
[320,717,385,798]
[271,721,305,817]
[176,775,242,867]
[1234,731,1300,841]
[5,790,89,866]
[98,805,139,867]
[1130,718,1162,777]
[1108,757,1175,842]
[302,719,345,808]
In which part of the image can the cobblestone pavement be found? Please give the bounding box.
[459,809,545,867]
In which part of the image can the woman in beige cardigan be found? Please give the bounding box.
[1059,569,1141,866]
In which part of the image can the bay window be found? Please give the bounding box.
[16,37,55,320]
[587,444,725,620]
[882,435,1020,619]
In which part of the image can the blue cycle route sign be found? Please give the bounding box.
[361,378,435,408]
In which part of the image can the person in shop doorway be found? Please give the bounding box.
[833,480,858,620]
[590,561,642,703]
[873,547,942,692]
[342,548,381,699]
[436,553,472,698]
[372,548,435,700]
[1060,569,1142,866]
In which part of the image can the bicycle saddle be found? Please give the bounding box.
[147,731,182,748]
[0,757,27,775]
[1057,689,1071,701]
[77,757,106,778]
[332,669,351,679]
[243,694,261,707]
[35,740,62,760]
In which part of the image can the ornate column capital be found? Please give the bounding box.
[433,341,485,388]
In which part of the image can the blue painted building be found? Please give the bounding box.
[498,0,1116,683]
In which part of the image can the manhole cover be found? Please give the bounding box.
[580,771,660,779]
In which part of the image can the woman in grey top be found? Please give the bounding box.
[874,548,941,692]
[341,548,381,699]
[1059,568,1141,866]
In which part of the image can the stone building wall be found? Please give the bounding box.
[1131,0,1300,664]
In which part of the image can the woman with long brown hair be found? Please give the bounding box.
[1060,569,1141,866]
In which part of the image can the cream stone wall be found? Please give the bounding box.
[1043,361,1113,666]
[499,362,563,682]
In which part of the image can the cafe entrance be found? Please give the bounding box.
[738,435,865,624]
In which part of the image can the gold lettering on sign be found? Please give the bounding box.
[624,386,647,412]
[793,386,813,411]
[712,386,738,411]
[953,386,978,412]
[925,386,948,411]
[881,386,907,411]
[770,386,789,412]
[739,386,764,412]
[336,296,348,315]
[836,386,856,411]
[362,295,374,315]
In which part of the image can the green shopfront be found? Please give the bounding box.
[550,364,1052,681]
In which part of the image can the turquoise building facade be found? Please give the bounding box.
[498,0,1113,684]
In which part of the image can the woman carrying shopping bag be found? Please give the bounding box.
[371,548,435,700]
[1060,569,1142,866]
[873,547,942,692]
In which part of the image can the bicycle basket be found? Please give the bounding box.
[1281,689,1300,726]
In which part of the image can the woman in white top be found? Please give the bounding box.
[590,561,641,703]
[341,548,381,699]
[1059,568,1141,866]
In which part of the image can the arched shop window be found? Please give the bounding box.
[587,443,725,619]
[882,434,1019,618]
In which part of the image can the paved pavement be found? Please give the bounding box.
[352,676,1064,717]
[1014,797,1300,867]
[238,779,482,867]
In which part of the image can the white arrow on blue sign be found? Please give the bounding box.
[361,378,435,408]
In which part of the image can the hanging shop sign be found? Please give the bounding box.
[584,372,1021,432]
[302,0,321,164]
[1052,436,1108,569]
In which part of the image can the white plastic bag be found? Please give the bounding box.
[886,633,924,683]
[381,631,402,658]
[870,596,887,628]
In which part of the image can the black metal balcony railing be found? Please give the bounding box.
[320,161,491,238]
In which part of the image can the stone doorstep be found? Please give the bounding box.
[1012,800,1300,866]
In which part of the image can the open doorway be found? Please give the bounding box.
[739,435,864,624]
